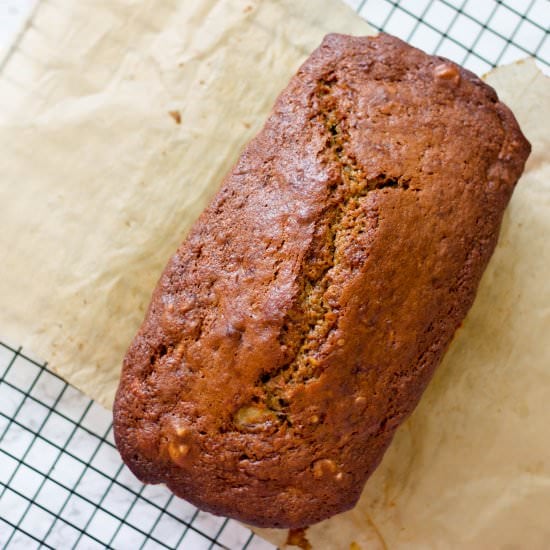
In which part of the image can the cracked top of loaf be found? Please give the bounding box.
[113,33,530,528]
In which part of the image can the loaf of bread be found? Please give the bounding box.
[113,33,530,528]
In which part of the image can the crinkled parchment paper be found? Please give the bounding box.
[1,0,549,547]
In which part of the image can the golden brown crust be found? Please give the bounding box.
[113,33,530,528]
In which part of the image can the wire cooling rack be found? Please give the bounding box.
[0,1,548,549]
[0,342,270,550]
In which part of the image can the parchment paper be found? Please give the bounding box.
[0,0,373,406]
[1,1,549,548]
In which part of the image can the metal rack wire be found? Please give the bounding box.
[355,0,549,75]
[0,342,267,549]
[0,0,548,549]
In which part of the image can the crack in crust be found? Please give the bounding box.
[243,77,411,426]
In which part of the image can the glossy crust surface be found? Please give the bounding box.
[113,34,530,528]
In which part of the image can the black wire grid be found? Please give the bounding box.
[0,342,269,550]
[0,0,548,549]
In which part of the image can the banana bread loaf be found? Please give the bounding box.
[113,33,530,528]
